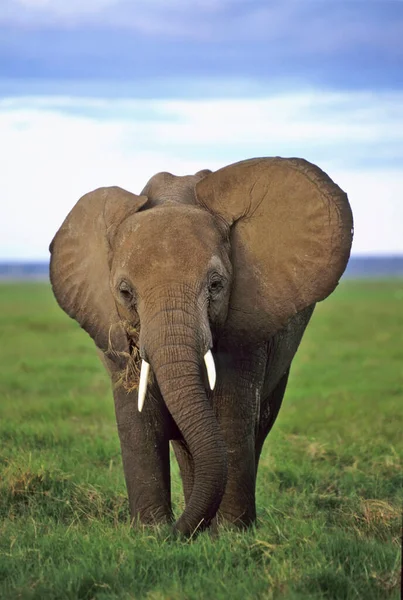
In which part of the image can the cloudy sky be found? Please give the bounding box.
[1,0,402,259]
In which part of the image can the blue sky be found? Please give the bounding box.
[1,0,402,258]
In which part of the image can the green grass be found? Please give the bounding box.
[0,281,402,599]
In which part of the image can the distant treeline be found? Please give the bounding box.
[343,256,403,278]
[0,257,403,280]
[0,262,49,280]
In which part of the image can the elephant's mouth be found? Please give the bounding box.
[110,321,142,392]
[110,319,217,405]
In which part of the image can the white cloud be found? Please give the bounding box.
[0,90,401,259]
[332,169,402,256]
[146,93,403,146]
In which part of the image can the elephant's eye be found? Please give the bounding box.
[208,277,224,297]
[119,281,134,303]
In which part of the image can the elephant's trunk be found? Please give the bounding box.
[141,291,227,536]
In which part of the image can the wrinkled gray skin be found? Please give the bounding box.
[99,170,314,535]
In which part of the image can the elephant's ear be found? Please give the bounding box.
[49,187,148,355]
[196,157,353,341]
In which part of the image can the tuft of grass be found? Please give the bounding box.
[107,320,142,393]
[0,281,402,599]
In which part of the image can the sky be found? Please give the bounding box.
[1,0,402,259]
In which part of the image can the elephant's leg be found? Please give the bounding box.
[113,383,173,525]
[213,343,267,528]
[171,439,194,506]
[255,368,290,473]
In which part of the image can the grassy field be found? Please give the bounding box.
[0,281,402,600]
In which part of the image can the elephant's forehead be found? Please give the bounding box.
[113,205,224,277]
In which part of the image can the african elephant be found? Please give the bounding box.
[49,157,353,537]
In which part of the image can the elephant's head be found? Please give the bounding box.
[49,157,353,535]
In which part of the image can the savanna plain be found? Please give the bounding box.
[0,281,401,600]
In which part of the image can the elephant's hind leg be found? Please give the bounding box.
[171,438,194,507]
[255,368,290,474]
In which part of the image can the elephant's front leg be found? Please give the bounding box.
[113,381,173,525]
[213,342,267,527]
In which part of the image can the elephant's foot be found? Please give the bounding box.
[130,505,173,528]
[214,498,257,530]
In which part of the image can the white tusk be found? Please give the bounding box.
[204,350,216,391]
[138,360,150,412]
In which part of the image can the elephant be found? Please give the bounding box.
[49,157,353,537]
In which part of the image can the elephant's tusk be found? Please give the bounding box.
[138,360,150,412]
[204,350,216,391]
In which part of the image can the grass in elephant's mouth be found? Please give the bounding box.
[109,321,141,392]
[0,280,402,600]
